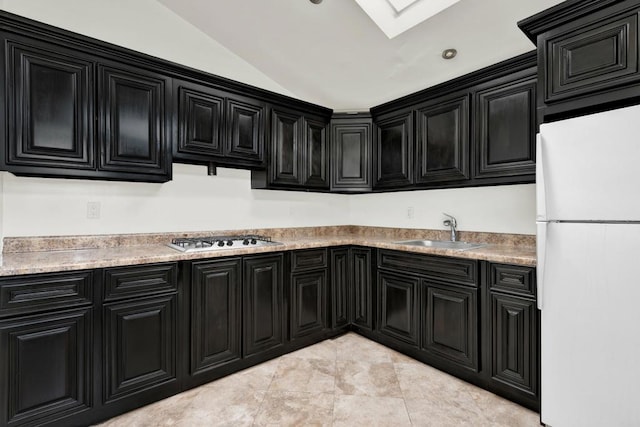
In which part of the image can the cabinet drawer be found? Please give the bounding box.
[0,271,93,317]
[291,249,327,272]
[489,263,535,297]
[378,250,477,286]
[103,263,178,301]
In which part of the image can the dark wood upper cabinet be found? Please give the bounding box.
[519,0,640,121]
[330,115,372,192]
[374,110,413,189]
[302,117,329,188]
[270,108,302,186]
[415,94,469,184]
[255,107,329,189]
[1,36,95,176]
[173,80,265,168]
[473,73,536,179]
[97,63,171,180]
[225,95,265,164]
[175,80,225,160]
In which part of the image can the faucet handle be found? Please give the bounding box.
[443,213,457,227]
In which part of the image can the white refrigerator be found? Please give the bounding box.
[537,104,640,426]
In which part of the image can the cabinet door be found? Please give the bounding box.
[330,118,372,191]
[290,270,327,340]
[302,117,329,188]
[270,108,302,186]
[423,282,478,371]
[191,259,241,377]
[415,95,469,183]
[98,64,171,181]
[489,293,538,399]
[175,80,224,159]
[3,37,95,173]
[474,75,536,178]
[225,95,265,164]
[0,308,92,427]
[352,248,373,330]
[243,254,284,357]
[377,270,419,346]
[374,111,413,188]
[103,295,177,403]
[330,248,350,329]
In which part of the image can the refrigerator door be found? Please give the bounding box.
[539,104,640,222]
[541,222,640,427]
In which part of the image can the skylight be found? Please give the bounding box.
[354,0,462,39]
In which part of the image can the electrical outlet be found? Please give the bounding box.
[406,206,414,219]
[87,201,101,219]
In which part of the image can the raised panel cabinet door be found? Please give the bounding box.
[225,96,265,164]
[415,95,469,183]
[352,248,373,330]
[243,254,284,358]
[3,37,95,172]
[490,293,538,398]
[423,281,478,371]
[0,308,92,427]
[270,108,302,186]
[330,248,350,329]
[377,270,419,346]
[374,110,413,188]
[175,80,224,159]
[98,64,171,180]
[191,259,241,376]
[302,117,329,188]
[103,294,177,403]
[545,10,639,103]
[290,270,327,340]
[330,118,372,191]
[474,75,536,178]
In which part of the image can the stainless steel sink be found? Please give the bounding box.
[394,239,486,250]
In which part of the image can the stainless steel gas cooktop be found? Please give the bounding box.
[167,235,281,253]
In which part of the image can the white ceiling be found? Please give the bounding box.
[158,0,564,111]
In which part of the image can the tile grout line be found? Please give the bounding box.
[250,357,282,426]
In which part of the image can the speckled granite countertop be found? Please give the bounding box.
[0,226,536,276]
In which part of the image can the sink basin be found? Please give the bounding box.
[394,239,486,251]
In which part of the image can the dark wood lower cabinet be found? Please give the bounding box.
[103,294,177,403]
[189,259,242,379]
[289,270,327,340]
[422,281,478,372]
[0,251,540,427]
[352,248,373,330]
[377,270,419,346]
[243,254,284,358]
[0,308,93,427]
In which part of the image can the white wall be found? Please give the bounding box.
[350,184,536,235]
[0,1,536,237]
[2,166,349,236]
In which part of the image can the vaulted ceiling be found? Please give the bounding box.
[158,0,564,111]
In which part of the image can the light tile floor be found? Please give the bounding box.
[97,333,540,426]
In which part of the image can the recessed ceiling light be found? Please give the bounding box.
[309,0,323,4]
[442,48,457,60]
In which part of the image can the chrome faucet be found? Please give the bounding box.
[443,213,458,242]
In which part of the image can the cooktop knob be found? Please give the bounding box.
[217,240,225,247]
[250,238,257,245]
[226,240,233,246]
[243,239,250,245]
